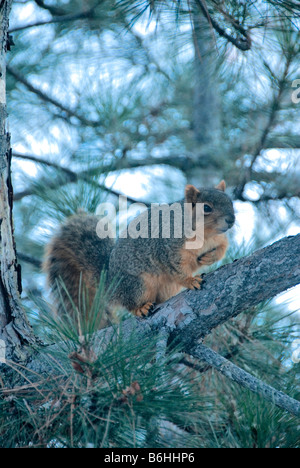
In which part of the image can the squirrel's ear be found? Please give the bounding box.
[185,185,200,205]
[215,180,226,192]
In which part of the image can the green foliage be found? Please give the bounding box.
[0,283,213,448]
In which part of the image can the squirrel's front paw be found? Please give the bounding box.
[133,302,155,318]
[183,275,203,290]
[198,249,218,266]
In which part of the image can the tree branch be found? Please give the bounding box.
[193,344,300,418]
[234,51,294,200]
[13,152,77,174]
[7,65,100,127]
[17,252,42,269]
[13,152,300,205]
[9,10,94,33]
[195,0,251,51]
[13,158,149,206]
[144,235,300,348]
[9,1,104,33]
[33,0,67,17]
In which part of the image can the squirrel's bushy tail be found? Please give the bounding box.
[43,213,114,321]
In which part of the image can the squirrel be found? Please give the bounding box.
[44,180,235,325]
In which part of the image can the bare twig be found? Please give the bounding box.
[234,51,294,200]
[17,252,42,269]
[12,150,208,176]
[13,152,300,204]
[13,152,77,176]
[195,0,251,51]
[7,65,100,127]
[9,9,95,33]
[192,344,300,418]
[13,158,149,206]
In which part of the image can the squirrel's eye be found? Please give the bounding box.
[204,204,213,214]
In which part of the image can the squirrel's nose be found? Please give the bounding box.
[225,214,235,228]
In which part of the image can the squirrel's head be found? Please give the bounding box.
[185,180,235,235]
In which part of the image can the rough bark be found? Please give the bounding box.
[0,0,36,362]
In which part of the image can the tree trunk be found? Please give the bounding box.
[0,0,35,363]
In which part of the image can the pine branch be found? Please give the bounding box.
[234,51,294,200]
[181,338,246,374]
[9,2,103,33]
[125,22,172,82]
[244,191,300,204]
[13,152,77,175]
[9,11,94,33]
[17,252,42,269]
[13,152,300,204]
[194,0,251,51]
[193,344,300,418]
[7,65,100,127]
[13,159,149,206]
[12,151,213,173]
[121,234,300,417]
[33,0,67,17]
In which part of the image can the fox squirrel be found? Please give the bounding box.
[44,181,235,324]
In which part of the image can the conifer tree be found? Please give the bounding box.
[0,0,299,448]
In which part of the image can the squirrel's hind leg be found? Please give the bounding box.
[133,302,156,318]
[111,272,157,317]
[131,272,160,317]
[181,275,204,290]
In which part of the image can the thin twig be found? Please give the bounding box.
[17,252,42,269]
[7,65,100,127]
[195,0,251,51]
[13,158,148,206]
[234,52,293,200]
[9,9,95,33]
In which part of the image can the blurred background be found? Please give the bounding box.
[4,0,300,448]
[8,0,300,310]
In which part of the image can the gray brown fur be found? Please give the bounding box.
[44,214,114,322]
